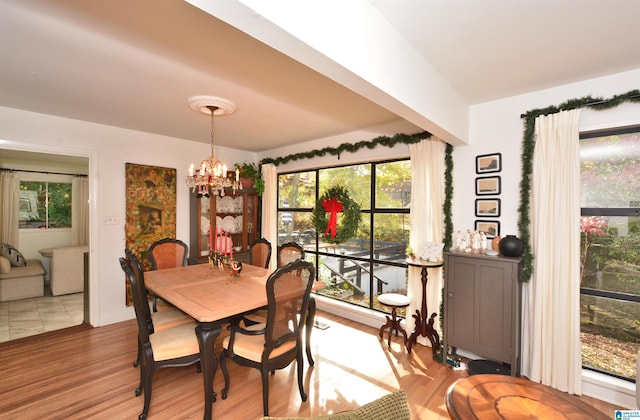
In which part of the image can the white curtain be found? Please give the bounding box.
[71,176,89,246]
[261,163,278,270]
[522,109,582,394]
[406,138,446,344]
[0,171,20,245]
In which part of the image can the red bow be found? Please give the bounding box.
[322,196,343,238]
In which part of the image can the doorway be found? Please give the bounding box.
[0,149,90,342]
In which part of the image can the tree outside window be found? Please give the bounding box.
[19,181,72,229]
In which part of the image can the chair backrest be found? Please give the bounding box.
[277,242,305,267]
[123,249,155,333]
[148,238,188,270]
[264,260,315,356]
[119,257,153,346]
[248,238,272,269]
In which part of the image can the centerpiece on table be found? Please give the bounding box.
[208,227,242,277]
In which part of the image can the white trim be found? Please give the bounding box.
[582,369,636,410]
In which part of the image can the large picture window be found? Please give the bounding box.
[579,125,640,382]
[19,181,72,229]
[278,159,411,314]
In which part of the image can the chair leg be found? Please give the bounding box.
[140,363,154,420]
[297,351,307,403]
[261,368,270,416]
[305,297,316,366]
[133,335,141,368]
[220,350,230,400]
[135,360,144,397]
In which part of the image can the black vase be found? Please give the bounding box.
[499,235,524,257]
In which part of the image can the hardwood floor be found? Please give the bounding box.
[0,310,620,419]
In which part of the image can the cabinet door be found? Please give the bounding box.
[196,195,212,258]
[475,260,514,363]
[446,258,477,350]
[190,189,259,262]
[445,254,516,365]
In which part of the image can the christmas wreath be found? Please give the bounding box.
[312,185,361,245]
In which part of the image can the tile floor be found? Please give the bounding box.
[0,290,84,343]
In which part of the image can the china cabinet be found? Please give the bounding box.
[442,252,522,376]
[189,188,259,264]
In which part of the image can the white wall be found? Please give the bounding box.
[457,69,640,241]
[0,106,256,326]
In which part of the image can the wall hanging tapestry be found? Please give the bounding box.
[125,163,177,305]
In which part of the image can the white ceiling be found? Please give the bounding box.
[1,0,638,152]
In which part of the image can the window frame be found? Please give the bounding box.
[579,125,640,382]
[277,158,411,313]
[18,173,73,230]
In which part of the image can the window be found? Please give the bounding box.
[19,181,72,229]
[278,159,411,315]
[579,125,640,382]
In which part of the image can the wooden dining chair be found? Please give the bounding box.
[119,257,202,420]
[248,238,272,269]
[124,249,194,369]
[277,241,305,267]
[147,238,189,311]
[220,260,315,416]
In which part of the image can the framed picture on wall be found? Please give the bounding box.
[475,220,500,238]
[476,153,502,174]
[475,198,501,217]
[475,176,501,195]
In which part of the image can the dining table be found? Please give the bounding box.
[144,261,322,420]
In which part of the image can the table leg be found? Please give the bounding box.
[407,266,440,356]
[195,322,220,420]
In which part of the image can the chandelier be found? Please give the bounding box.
[186,96,241,197]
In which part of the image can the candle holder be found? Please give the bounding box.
[208,250,242,278]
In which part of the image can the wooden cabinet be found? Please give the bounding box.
[189,189,259,264]
[442,252,522,375]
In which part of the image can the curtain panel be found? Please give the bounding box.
[522,109,582,394]
[0,171,19,245]
[407,139,446,345]
[71,176,89,246]
[261,163,278,270]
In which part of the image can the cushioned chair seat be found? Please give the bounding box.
[222,327,294,362]
[149,322,200,361]
[260,390,410,420]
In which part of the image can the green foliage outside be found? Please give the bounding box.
[19,181,72,228]
[579,129,640,381]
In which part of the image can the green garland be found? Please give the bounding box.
[312,186,361,245]
[261,129,454,254]
[518,89,640,282]
[443,143,454,251]
[261,131,432,166]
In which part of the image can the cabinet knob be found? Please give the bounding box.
[448,292,453,298]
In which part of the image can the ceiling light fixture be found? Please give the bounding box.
[186,95,241,197]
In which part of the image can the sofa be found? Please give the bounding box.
[50,245,89,296]
[0,257,45,302]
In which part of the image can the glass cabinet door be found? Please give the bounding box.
[197,196,211,257]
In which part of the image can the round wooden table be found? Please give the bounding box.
[446,374,609,419]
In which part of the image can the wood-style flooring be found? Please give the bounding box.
[0,310,619,419]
